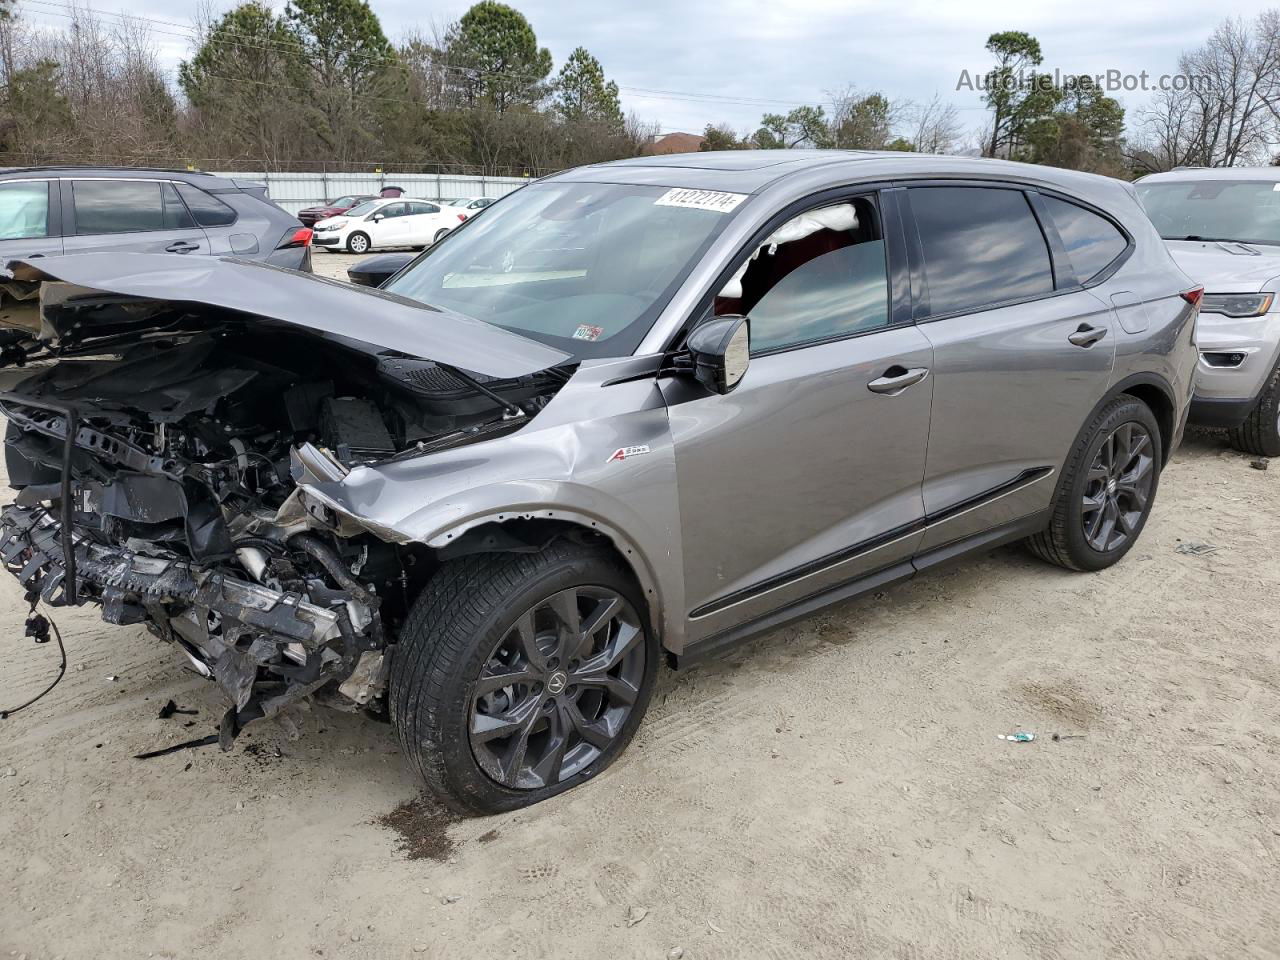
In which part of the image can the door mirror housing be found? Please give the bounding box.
[369,213,384,222]
[684,315,750,394]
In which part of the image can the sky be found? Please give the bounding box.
[17,0,1280,141]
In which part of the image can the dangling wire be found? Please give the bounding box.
[0,597,68,720]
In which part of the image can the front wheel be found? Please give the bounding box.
[389,542,657,814]
[346,231,371,254]
[1027,395,1162,572]
[1227,361,1280,457]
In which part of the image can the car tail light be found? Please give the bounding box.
[1180,286,1204,307]
[278,227,312,249]
[457,213,468,222]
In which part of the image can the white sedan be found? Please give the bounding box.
[441,197,497,217]
[312,198,466,254]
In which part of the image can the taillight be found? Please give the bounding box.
[278,227,312,249]
[457,213,467,222]
[1181,286,1204,307]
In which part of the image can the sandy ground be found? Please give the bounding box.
[2,262,1279,958]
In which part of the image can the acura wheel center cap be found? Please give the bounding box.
[547,672,568,695]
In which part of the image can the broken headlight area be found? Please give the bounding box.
[0,307,567,741]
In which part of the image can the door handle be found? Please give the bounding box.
[1068,323,1108,347]
[165,241,200,254]
[867,365,930,395]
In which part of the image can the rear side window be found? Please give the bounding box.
[1041,195,1127,282]
[73,180,168,234]
[409,202,439,215]
[0,181,51,239]
[909,186,1054,315]
[174,182,237,227]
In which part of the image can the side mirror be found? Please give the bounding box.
[685,315,750,394]
[370,213,384,222]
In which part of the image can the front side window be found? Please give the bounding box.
[378,203,409,219]
[1041,195,1127,282]
[384,181,737,360]
[1136,179,1280,247]
[0,181,51,240]
[715,198,889,353]
[73,180,167,234]
[909,186,1054,316]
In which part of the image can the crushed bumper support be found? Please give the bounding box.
[0,504,378,730]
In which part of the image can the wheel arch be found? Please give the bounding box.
[423,511,668,650]
[1108,372,1178,466]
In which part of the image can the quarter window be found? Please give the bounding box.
[909,186,1054,315]
[174,182,237,227]
[0,181,51,240]
[715,197,890,352]
[1041,195,1127,282]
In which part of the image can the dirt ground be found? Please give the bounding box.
[2,260,1278,959]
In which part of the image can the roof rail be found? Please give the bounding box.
[0,164,207,175]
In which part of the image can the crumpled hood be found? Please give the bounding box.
[1164,240,1280,293]
[7,253,570,379]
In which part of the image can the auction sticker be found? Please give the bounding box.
[654,188,747,213]
[573,324,604,341]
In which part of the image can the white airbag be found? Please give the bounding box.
[720,204,859,299]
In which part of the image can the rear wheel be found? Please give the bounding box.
[1027,395,1161,571]
[389,541,657,814]
[346,231,371,254]
[1227,361,1280,457]
[433,228,450,243]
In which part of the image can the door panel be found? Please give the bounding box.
[665,325,934,643]
[916,290,1115,548]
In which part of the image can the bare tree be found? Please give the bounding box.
[909,95,963,154]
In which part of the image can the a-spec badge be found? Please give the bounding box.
[606,444,651,463]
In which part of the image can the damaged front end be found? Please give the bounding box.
[0,256,570,742]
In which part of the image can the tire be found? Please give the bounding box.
[1027,395,1162,572]
[433,228,450,243]
[1227,361,1280,457]
[389,541,658,815]
[346,232,371,254]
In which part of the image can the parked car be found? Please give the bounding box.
[441,196,497,217]
[312,197,464,253]
[0,165,311,270]
[1136,167,1280,455]
[296,194,376,227]
[0,152,1198,813]
[346,250,416,286]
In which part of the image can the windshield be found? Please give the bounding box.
[1136,180,1280,246]
[343,199,381,218]
[383,181,740,360]
[329,196,358,206]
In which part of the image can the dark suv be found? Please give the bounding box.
[0,166,312,271]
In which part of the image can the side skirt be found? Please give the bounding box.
[677,509,1050,669]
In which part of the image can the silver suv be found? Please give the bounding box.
[0,166,311,271]
[0,152,1198,813]
[1137,168,1280,455]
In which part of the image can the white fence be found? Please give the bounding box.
[209,171,533,215]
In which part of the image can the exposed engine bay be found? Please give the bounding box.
[0,266,568,742]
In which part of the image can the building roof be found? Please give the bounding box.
[643,132,707,155]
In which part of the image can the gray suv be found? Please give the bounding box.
[0,166,311,270]
[0,152,1197,813]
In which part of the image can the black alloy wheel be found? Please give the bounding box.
[1081,421,1155,553]
[469,586,645,789]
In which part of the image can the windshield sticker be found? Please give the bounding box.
[573,324,604,341]
[654,188,747,213]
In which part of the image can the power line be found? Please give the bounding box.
[16,0,825,111]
